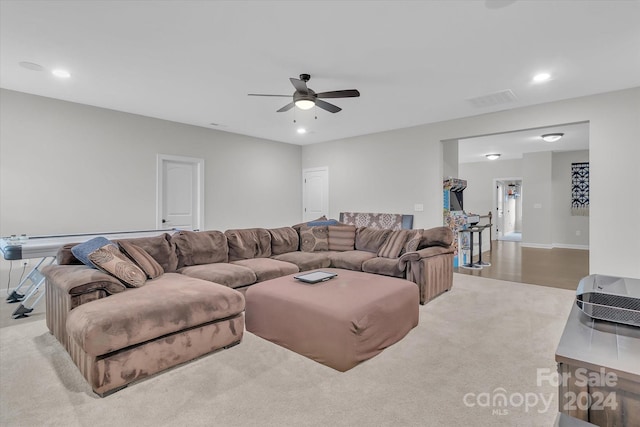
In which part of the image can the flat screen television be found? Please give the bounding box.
[450,190,463,211]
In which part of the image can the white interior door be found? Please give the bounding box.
[302,167,328,221]
[157,154,204,230]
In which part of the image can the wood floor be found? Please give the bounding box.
[454,240,589,291]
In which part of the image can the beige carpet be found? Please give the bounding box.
[0,274,574,427]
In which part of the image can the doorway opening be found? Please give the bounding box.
[494,178,522,242]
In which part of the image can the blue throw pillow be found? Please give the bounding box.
[71,237,115,268]
[307,219,339,226]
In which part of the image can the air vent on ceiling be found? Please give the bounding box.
[466,89,518,108]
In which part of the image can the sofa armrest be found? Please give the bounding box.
[404,250,454,305]
[414,246,454,259]
[43,264,126,297]
[43,265,127,350]
[398,246,454,270]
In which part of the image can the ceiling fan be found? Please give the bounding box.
[248,74,360,113]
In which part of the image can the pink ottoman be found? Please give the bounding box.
[245,268,419,371]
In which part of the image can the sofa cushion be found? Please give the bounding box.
[88,244,148,288]
[329,250,377,271]
[225,228,272,261]
[178,263,257,289]
[419,226,454,249]
[377,229,412,259]
[271,251,331,272]
[66,273,245,357]
[299,225,329,252]
[362,257,405,278]
[231,258,299,282]
[268,227,299,255]
[172,230,228,268]
[118,241,164,279]
[71,237,114,268]
[328,225,356,251]
[115,233,179,273]
[355,227,392,253]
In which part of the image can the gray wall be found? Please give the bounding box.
[302,87,640,279]
[458,158,522,249]
[522,151,553,246]
[0,89,302,283]
[459,150,589,249]
[459,158,523,218]
[442,140,459,179]
[552,150,589,248]
[2,88,639,284]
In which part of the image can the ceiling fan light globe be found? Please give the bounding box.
[295,99,315,110]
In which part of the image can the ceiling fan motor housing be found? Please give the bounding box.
[294,89,316,103]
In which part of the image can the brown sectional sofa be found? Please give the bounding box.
[43,223,454,396]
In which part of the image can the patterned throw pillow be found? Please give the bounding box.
[400,229,423,255]
[89,244,147,288]
[118,241,164,279]
[377,229,412,259]
[328,225,356,251]
[299,225,329,252]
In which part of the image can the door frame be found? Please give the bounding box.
[302,166,329,221]
[492,176,522,241]
[156,154,205,231]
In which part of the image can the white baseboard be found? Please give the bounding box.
[552,243,590,250]
[520,243,554,249]
[520,242,589,250]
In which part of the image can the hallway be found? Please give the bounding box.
[455,240,589,290]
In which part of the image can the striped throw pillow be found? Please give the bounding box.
[328,225,356,251]
[377,229,412,259]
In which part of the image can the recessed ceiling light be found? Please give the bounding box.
[541,133,564,142]
[533,73,551,83]
[51,69,71,78]
[19,61,44,71]
[297,128,307,134]
[485,154,501,160]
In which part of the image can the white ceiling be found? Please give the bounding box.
[457,122,590,164]
[1,1,639,146]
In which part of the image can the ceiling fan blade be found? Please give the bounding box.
[277,102,295,112]
[316,89,360,99]
[289,78,308,94]
[248,94,291,97]
[315,99,342,113]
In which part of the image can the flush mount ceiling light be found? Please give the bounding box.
[533,72,551,83]
[541,133,564,142]
[19,61,44,71]
[485,154,501,160]
[51,69,71,78]
[296,127,307,134]
[294,98,315,110]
